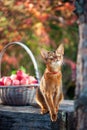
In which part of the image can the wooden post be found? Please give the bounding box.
[75,87,87,130]
[74,0,87,129]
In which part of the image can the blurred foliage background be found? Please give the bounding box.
[0,0,78,99]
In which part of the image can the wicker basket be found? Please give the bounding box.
[0,42,40,106]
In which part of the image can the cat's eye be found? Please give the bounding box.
[49,57,53,60]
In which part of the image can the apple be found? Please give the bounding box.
[10,74,17,80]
[0,81,4,85]
[2,76,12,86]
[12,79,20,85]
[20,77,29,85]
[28,76,38,84]
[16,70,28,80]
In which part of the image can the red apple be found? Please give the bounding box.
[10,74,17,80]
[28,76,38,84]
[0,80,4,86]
[20,77,29,85]
[16,70,28,81]
[2,76,12,86]
[12,79,20,85]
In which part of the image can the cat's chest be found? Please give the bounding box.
[42,74,61,87]
[40,75,62,94]
[46,74,61,84]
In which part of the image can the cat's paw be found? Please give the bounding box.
[41,109,48,114]
[51,113,57,122]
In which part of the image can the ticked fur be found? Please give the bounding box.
[36,44,64,122]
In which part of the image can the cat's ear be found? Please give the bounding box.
[40,49,48,59]
[56,44,64,55]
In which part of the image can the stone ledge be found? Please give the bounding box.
[0,100,74,130]
[0,100,74,113]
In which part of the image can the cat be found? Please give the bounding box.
[36,44,64,122]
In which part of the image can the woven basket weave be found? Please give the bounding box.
[0,42,40,106]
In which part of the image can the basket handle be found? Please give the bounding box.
[0,42,40,83]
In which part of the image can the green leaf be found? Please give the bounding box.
[19,66,26,73]
[11,70,17,74]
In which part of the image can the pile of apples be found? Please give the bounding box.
[0,70,38,86]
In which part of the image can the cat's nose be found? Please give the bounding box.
[54,59,57,62]
[54,56,57,59]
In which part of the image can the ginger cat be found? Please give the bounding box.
[36,44,64,122]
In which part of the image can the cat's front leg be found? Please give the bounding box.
[43,93,57,122]
[54,92,64,112]
[53,92,59,112]
[36,88,48,114]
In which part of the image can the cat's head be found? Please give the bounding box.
[41,44,64,71]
